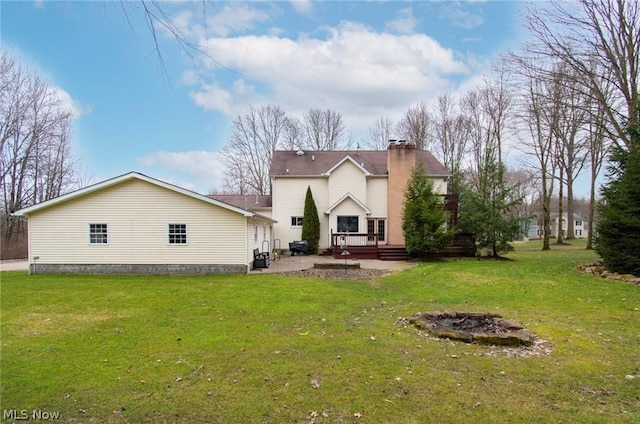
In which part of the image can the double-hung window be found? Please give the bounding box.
[89,223,108,244]
[168,224,188,245]
[291,216,304,227]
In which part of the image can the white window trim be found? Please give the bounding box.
[291,216,304,228]
[168,223,188,245]
[88,223,109,245]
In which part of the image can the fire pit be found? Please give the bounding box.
[407,311,535,347]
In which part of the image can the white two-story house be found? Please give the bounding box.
[269,140,450,258]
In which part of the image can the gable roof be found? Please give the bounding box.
[269,149,450,177]
[324,192,372,215]
[14,172,275,222]
[323,156,372,176]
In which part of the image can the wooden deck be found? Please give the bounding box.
[328,231,475,260]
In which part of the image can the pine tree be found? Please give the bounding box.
[301,186,320,254]
[402,166,453,256]
[595,123,640,275]
[459,155,523,257]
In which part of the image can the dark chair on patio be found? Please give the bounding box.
[253,248,269,269]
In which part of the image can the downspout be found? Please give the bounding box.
[246,216,251,274]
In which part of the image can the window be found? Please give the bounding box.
[168,224,187,244]
[263,225,267,241]
[575,220,583,226]
[575,229,583,237]
[89,224,108,244]
[291,216,304,227]
[254,225,258,243]
[337,216,359,232]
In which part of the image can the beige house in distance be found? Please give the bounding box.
[15,172,275,274]
[269,140,450,258]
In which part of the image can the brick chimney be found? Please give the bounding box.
[387,140,416,246]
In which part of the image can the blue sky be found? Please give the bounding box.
[1,0,526,194]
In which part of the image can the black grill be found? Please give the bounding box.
[289,240,309,255]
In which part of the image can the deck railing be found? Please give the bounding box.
[331,231,379,248]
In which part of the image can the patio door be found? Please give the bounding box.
[367,218,386,244]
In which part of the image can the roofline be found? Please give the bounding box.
[272,173,450,178]
[324,192,372,215]
[13,171,258,218]
[322,155,372,177]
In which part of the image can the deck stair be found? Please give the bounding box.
[378,246,411,261]
[331,246,380,260]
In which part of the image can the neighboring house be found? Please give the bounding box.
[269,140,450,257]
[14,172,275,275]
[528,213,589,239]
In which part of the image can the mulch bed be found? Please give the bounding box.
[274,268,389,281]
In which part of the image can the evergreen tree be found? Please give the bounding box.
[459,154,523,257]
[595,123,640,275]
[402,166,453,256]
[301,186,320,254]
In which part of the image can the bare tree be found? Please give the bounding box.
[1,50,76,243]
[397,101,432,150]
[301,109,347,151]
[504,166,539,238]
[221,105,289,195]
[367,115,395,150]
[281,117,303,151]
[541,64,590,241]
[458,77,521,257]
[524,0,640,149]
[118,1,219,79]
[432,93,469,192]
[585,100,610,249]
[462,75,513,188]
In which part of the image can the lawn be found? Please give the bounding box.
[1,241,639,423]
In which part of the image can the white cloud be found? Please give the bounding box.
[439,3,484,29]
[385,7,419,34]
[191,21,470,132]
[137,151,227,193]
[52,86,92,118]
[173,2,271,39]
[290,0,313,15]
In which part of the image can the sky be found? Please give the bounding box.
[1,0,529,194]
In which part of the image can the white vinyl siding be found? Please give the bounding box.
[27,179,247,265]
[246,218,272,264]
[272,177,327,248]
[365,177,387,217]
[328,160,366,206]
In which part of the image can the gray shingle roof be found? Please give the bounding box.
[269,150,450,177]
[208,194,272,209]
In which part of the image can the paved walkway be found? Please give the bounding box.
[0,256,416,274]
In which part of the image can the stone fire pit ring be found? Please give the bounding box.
[408,311,535,347]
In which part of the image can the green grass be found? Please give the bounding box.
[1,240,639,423]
